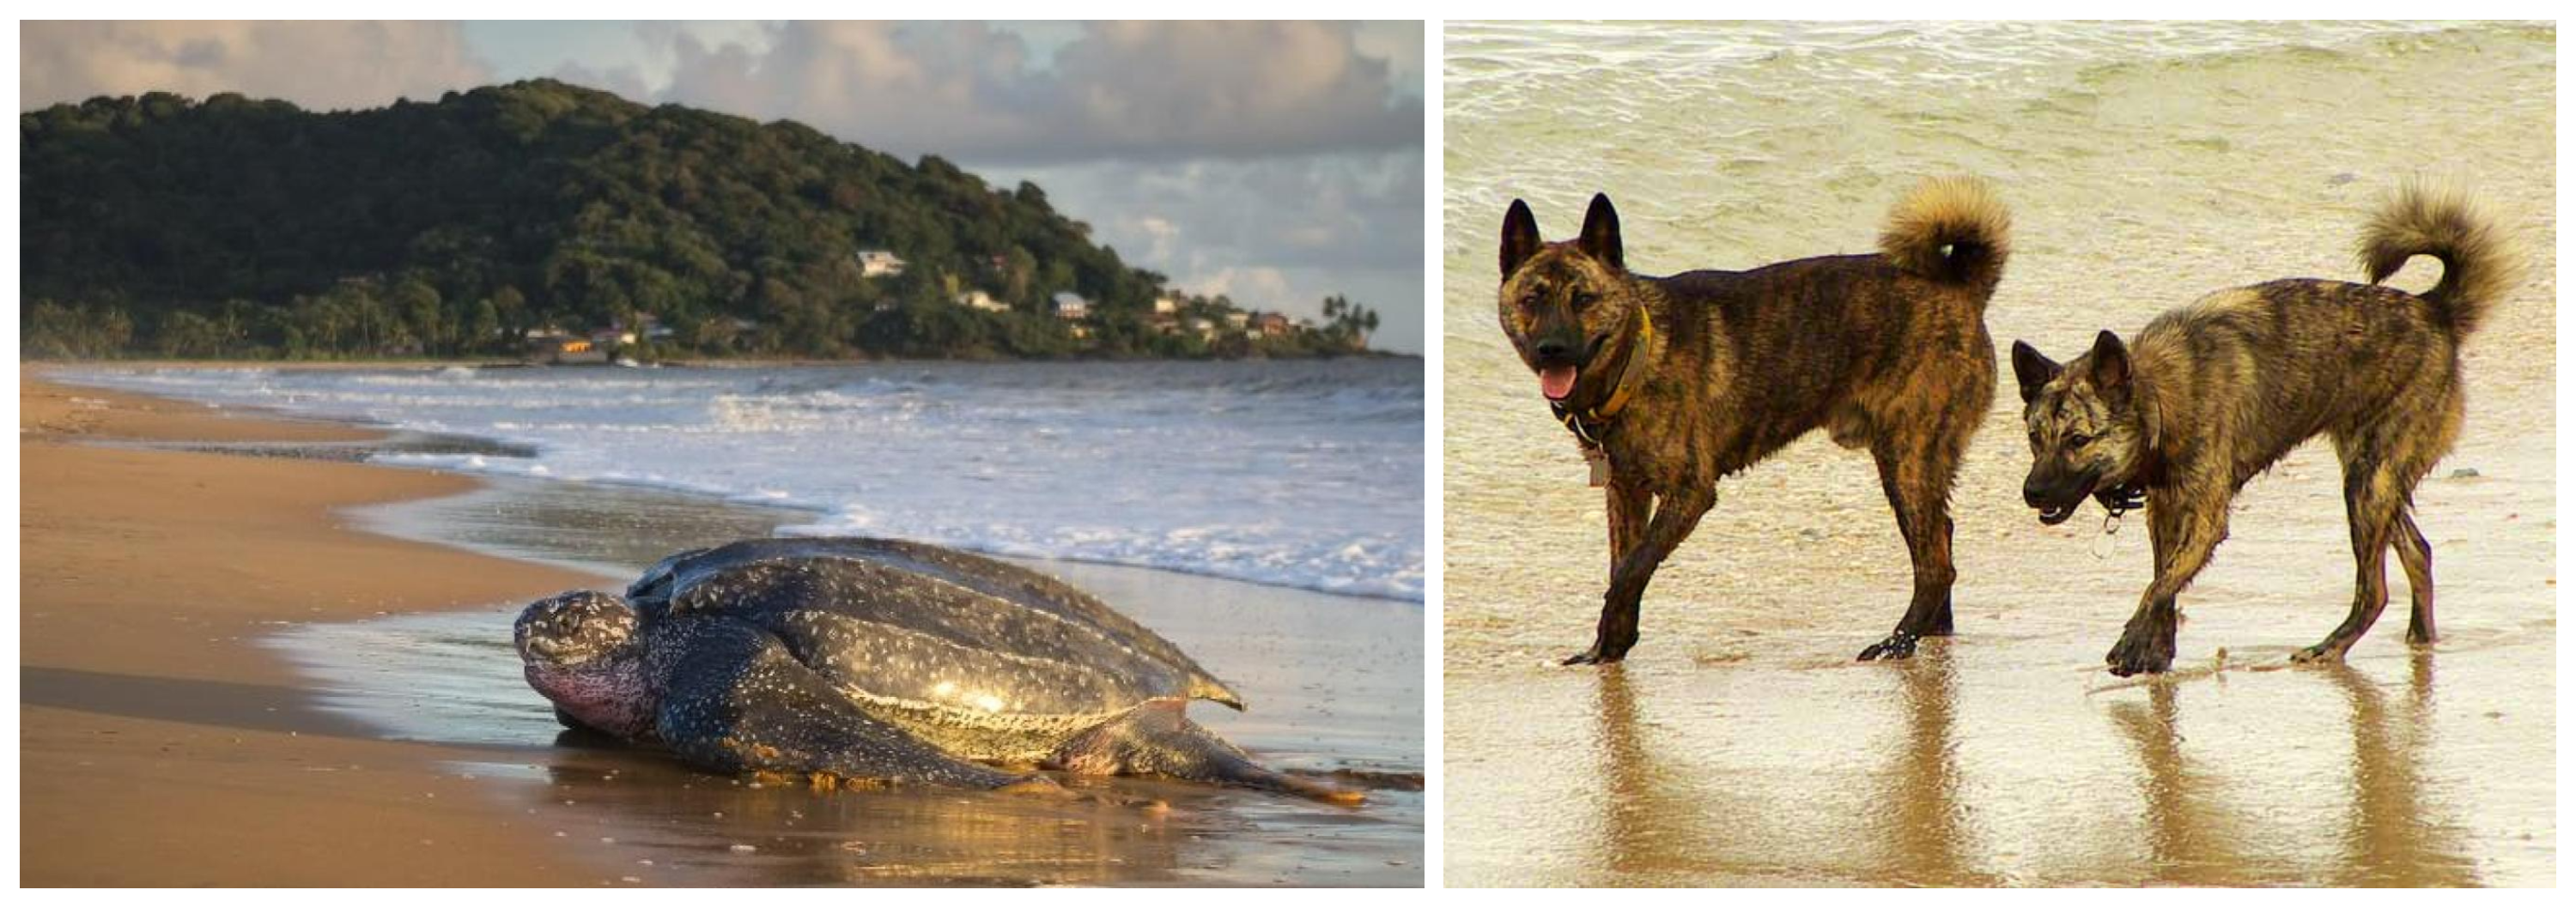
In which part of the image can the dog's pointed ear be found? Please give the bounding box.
[2009,340,2061,404]
[1577,192,1624,271]
[1501,199,1542,279]
[2087,330,2133,396]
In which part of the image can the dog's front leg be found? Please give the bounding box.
[1566,486,1712,665]
[2105,484,2228,676]
[1605,475,1650,579]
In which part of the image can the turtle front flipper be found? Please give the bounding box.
[1048,699,1361,805]
[655,618,1052,793]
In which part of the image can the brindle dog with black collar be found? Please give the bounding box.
[1498,179,2012,664]
[2011,179,2512,676]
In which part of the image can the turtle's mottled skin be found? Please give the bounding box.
[513,537,1358,802]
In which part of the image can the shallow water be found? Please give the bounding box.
[269,479,1422,886]
[57,359,1425,601]
[1443,21,2554,886]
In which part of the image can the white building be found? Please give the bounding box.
[855,249,908,277]
[955,289,1011,312]
[1152,293,1184,315]
[1051,292,1090,320]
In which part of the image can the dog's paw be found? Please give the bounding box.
[2290,641,2348,664]
[2104,630,2175,677]
[1857,630,1920,662]
[1561,648,1625,666]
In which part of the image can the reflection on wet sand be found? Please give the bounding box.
[2108,657,2475,886]
[1517,647,2506,886]
[2109,682,2251,884]
[1588,668,1726,880]
[1874,652,1991,887]
[2324,656,2474,887]
[522,736,1200,886]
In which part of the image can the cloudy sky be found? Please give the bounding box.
[21,21,1426,352]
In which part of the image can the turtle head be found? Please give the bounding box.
[514,590,656,740]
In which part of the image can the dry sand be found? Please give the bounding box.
[19,372,605,885]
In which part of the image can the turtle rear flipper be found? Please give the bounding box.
[656,619,1047,792]
[1048,699,1360,805]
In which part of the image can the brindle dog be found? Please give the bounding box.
[2010,179,2512,676]
[1498,179,2012,664]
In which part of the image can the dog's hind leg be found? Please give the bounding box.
[1858,433,1961,661]
[2394,512,2436,645]
[2298,459,2409,663]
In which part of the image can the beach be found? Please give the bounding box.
[20,368,1423,886]
[1443,22,2555,886]
[21,373,598,885]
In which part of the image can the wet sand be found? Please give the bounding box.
[21,369,1420,886]
[20,374,599,885]
[1442,22,2555,887]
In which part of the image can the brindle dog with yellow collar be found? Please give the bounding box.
[1498,179,2012,663]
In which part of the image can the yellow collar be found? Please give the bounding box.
[1584,306,1654,422]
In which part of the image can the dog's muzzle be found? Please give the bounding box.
[2025,471,2098,526]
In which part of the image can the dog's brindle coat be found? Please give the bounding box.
[1498,179,2011,663]
[2011,180,2510,676]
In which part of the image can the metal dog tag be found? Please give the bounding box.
[1585,447,1609,487]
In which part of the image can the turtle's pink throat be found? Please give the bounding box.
[526,657,658,740]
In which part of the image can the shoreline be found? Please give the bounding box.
[19,372,611,885]
[40,360,1425,605]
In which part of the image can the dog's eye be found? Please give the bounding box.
[1569,290,1595,310]
[2068,433,2093,447]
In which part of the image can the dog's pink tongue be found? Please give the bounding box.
[1539,366,1578,401]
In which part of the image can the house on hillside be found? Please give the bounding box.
[1050,292,1090,320]
[1223,311,1251,330]
[856,249,908,277]
[1251,312,1291,338]
[528,334,607,365]
[1152,292,1185,315]
[955,289,1011,312]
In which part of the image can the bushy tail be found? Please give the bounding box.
[2358,178,2513,336]
[1878,176,2012,294]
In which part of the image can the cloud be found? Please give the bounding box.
[21,21,489,111]
[644,21,1419,163]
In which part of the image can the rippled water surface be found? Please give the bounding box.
[1444,21,2553,887]
[58,358,1424,601]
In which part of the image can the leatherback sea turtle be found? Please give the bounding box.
[513,537,1358,803]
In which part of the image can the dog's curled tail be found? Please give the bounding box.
[1879,176,2011,294]
[2359,179,2513,336]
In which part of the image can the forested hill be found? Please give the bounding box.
[21,79,1379,360]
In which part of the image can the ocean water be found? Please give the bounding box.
[1443,21,2553,886]
[58,359,1424,602]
